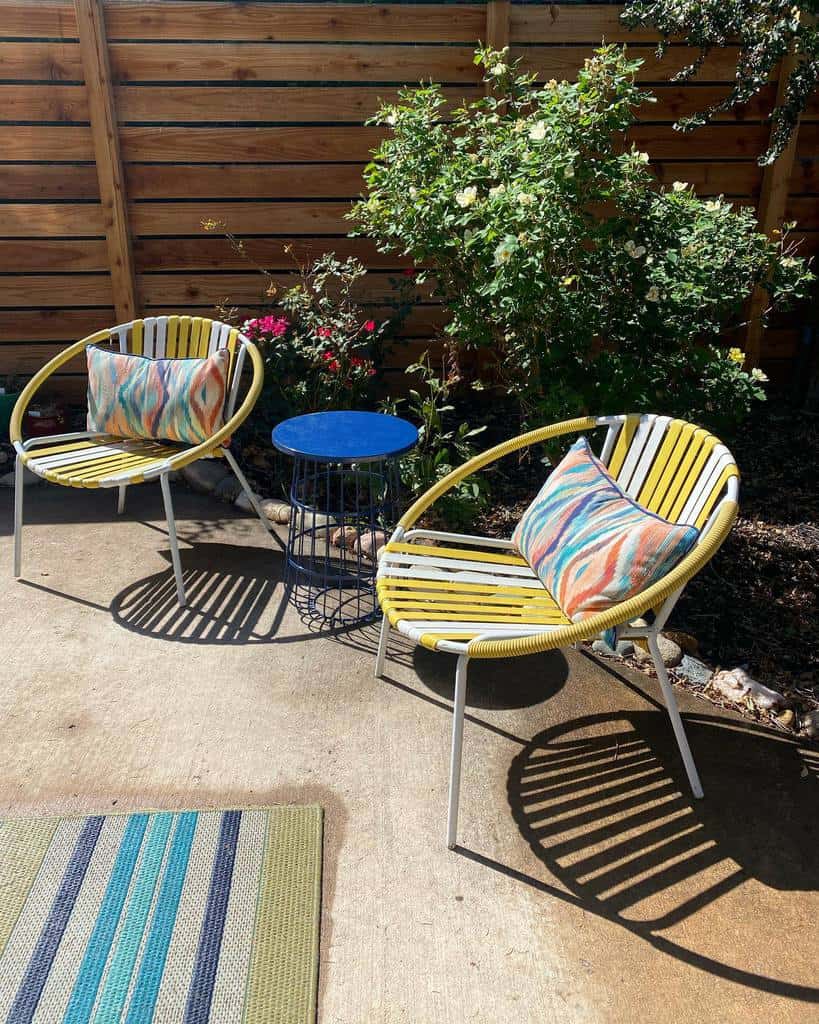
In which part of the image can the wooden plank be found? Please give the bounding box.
[137,271,433,306]
[0,238,108,271]
[650,161,761,196]
[75,0,137,322]
[0,165,99,201]
[0,125,93,160]
[126,163,365,200]
[0,83,88,121]
[0,203,105,236]
[0,273,112,306]
[112,84,480,123]
[0,1,77,39]
[132,236,416,272]
[511,4,664,44]
[0,42,82,80]
[628,124,770,159]
[101,3,486,43]
[516,45,751,84]
[119,126,383,163]
[106,43,480,83]
[0,308,113,342]
[129,201,350,236]
[747,51,805,367]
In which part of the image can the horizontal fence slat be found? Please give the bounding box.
[119,125,383,162]
[0,42,82,80]
[0,274,113,306]
[510,4,665,44]
[130,200,349,235]
[132,236,415,271]
[102,2,487,43]
[113,84,480,124]
[0,238,108,271]
[126,163,365,199]
[0,203,105,236]
[136,270,433,306]
[0,83,88,121]
[0,1,77,39]
[107,43,481,84]
[0,165,100,200]
[0,308,114,342]
[516,45,750,84]
[0,125,94,160]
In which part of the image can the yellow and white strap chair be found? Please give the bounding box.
[11,315,275,607]
[374,414,740,848]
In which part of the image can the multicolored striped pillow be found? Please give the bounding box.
[87,346,229,445]
[513,437,698,621]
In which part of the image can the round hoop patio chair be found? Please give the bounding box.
[373,414,740,848]
[10,315,275,607]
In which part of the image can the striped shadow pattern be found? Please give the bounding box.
[0,808,323,1024]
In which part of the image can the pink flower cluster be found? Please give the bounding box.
[244,315,289,340]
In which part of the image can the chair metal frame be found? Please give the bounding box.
[373,414,740,848]
[11,315,275,607]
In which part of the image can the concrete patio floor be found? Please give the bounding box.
[1,481,817,1023]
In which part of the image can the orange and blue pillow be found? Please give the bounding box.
[513,437,698,622]
[86,345,229,445]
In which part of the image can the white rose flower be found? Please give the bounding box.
[704,200,721,212]
[624,240,646,259]
[636,151,650,164]
[409,186,417,199]
[645,286,661,302]
[491,63,508,76]
[564,164,575,179]
[455,186,478,208]
[751,367,769,383]
[385,112,397,127]
[672,181,688,192]
[488,184,506,198]
[493,235,518,265]
[517,192,535,207]
[529,121,547,141]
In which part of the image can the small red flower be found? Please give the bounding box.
[327,359,340,373]
[350,356,364,368]
[367,368,376,377]
[402,268,416,277]
[321,351,335,362]
[363,319,376,332]
[316,326,333,339]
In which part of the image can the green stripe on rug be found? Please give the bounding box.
[0,807,324,1024]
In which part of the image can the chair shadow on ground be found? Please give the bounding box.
[445,659,819,1002]
[111,543,288,644]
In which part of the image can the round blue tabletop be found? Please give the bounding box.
[271,410,419,464]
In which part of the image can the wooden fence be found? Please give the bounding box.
[0,0,816,398]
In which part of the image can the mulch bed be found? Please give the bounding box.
[472,401,819,729]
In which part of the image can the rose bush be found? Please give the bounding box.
[351,45,813,433]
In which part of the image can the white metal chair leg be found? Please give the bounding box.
[648,634,704,799]
[117,484,127,515]
[374,613,390,678]
[13,455,24,578]
[446,655,469,849]
[160,472,186,607]
[222,448,276,539]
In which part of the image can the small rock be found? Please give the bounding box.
[800,709,819,739]
[664,630,698,655]
[0,465,41,487]
[357,528,388,561]
[615,639,634,658]
[592,639,617,657]
[181,460,231,494]
[776,708,796,730]
[632,634,682,668]
[261,500,291,525]
[679,654,713,687]
[234,490,261,513]
[709,668,787,711]
[214,476,242,503]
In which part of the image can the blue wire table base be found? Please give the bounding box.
[285,456,402,627]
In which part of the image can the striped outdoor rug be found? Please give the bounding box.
[0,807,323,1024]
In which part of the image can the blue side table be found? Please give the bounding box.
[272,411,418,627]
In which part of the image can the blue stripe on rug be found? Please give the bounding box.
[123,812,198,1024]
[8,816,104,1024]
[183,810,242,1024]
[92,813,173,1024]
[63,814,149,1024]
